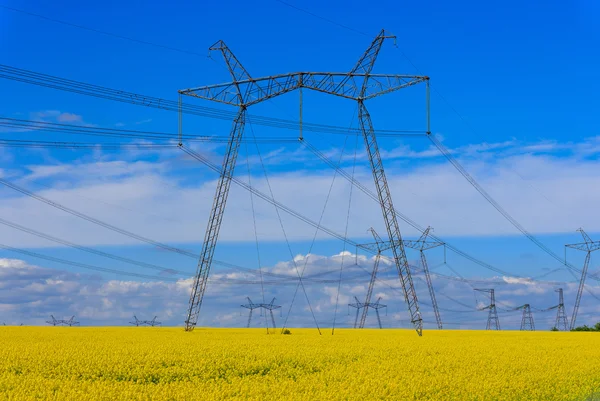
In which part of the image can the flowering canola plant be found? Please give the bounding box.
[0,327,599,400]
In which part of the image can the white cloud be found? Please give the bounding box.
[56,113,83,123]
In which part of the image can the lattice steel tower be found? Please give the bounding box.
[241,297,262,328]
[179,30,430,335]
[349,296,387,329]
[565,228,600,330]
[552,288,569,331]
[519,304,535,331]
[241,297,281,329]
[403,227,444,329]
[475,289,500,330]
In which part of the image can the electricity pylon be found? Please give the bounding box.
[241,297,281,329]
[46,315,79,327]
[554,288,569,331]
[402,227,444,329]
[356,228,385,329]
[349,296,387,329]
[241,297,261,328]
[565,228,600,330]
[129,316,161,327]
[180,30,429,335]
[360,226,444,330]
[475,289,500,330]
[517,304,535,331]
[262,298,282,329]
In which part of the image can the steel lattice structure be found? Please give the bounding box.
[516,304,535,331]
[360,226,444,330]
[129,316,161,327]
[357,228,385,329]
[46,315,79,327]
[349,296,387,329]
[475,289,500,330]
[180,30,429,335]
[241,297,281,329]
[553,288,569,331]
[565,228,600,330]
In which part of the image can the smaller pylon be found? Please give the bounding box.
[520,304,535,331]
[129,316,161,327]
[241,297,261,328]
[46,315,79,327]
[241,297,281,329]
[475,289,500,330]
[348,296,387,329]
[261,298,282,329]
[554,288,569,331]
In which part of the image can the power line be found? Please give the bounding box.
[0,242,179,281]
[0,117,295,143]
[0,216,193,276]
[0,5,206,57]
[0,65,423,137]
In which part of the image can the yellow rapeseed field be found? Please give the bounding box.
[0,327,599,400]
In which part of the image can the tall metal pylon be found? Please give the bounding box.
[475,289,500,330]
[565,228,600,331]
[179,30,429,334]
[519,304,535,331]
[553,288,569,331]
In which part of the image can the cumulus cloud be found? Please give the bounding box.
[1,250,600,330]
[1,134,600,253]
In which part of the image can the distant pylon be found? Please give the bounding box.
[349,296,387,329]
[129,315,161,327]
[475,289,500,330]
[520,304,535,331]
[241,297,281,329]
[554,288,569,331]
[262,298,282,329]
[46,315,79,327]
[241,297,261,328]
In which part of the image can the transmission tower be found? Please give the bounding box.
[241,297,281,329]
[475,289,500,330]
[356,228,384,329]
[46,315,79,327]
[262,298,282,329]
[554,288,569,331]
[241,297,261,328]
[565,228,600,330]
[517,304,535,331]
[180,30,429,335]
[402,227,444,329]
[349,296,387,329]
[359,227,442,329]
[129,316,161,327]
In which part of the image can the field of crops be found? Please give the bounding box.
[0,327,599,400]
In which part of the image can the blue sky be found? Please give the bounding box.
[0,0,599,331]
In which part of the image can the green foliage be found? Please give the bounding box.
[571,322,600,332]
[550,326,559,332]
[282,329,292,335]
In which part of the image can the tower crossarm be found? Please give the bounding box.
[565,242,600,252]
[180,73,426,107]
